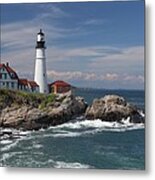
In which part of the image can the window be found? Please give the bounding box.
[6,82,9,88]
[51,87,54,93]
[11,82,14,88]
[11,73,15,78]
[58,87,63,93]
[2,73,7,79]
[2,82,5,86]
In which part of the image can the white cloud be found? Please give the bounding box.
[101,73,119,81]
[45,46,125,63]
[1,5,75,52]
[89,46,144,74]
[47,70,144,84]
[1,21,66,51]
[47,70,98,81]
[2,44,144,82]
[123,75,144,82]
[38,4,69,19]
[90,46,144,64]
[82,19,105,26]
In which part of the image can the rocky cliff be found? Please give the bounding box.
[0,89,87,130]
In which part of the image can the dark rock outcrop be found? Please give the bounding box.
[85,95,144,123]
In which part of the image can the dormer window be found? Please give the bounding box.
[3,73,7,79]
[11,73,15,78]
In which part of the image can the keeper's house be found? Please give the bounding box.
[0,62,39,93]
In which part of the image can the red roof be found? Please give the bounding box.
[18,79,28,86]
[50,80,71,87]
[28,81,39,87]
[0,64,4,68]
[0,63,39,88]
[0,63,18,79]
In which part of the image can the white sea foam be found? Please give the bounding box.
[54,161,92,169]
[53,131,81,138]
[0,118,145,149]
[50,118,144,132]
[0,140,20,152]
[0,152,12,163]
[32,143,43,149]
[0,128,30,141]
[18,131,30,135]
[138,110,145,118]
[0,130,30,152]
[0,139,13,145]
[14,157,92,168]
[37,130,81,138]
[34,118,144,139]
[0,151,24,163]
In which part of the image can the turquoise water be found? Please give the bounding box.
[0,89,145,169]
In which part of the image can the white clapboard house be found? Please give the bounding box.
[0,62,39,93]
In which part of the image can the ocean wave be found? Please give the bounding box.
[0,151,24,164]
[0,118,145,148]
[31,118,144,139]
[32,143,43,149]
[0,139,13,145]
[0,130,30,152]
[0,139,20,152]
[138,110,145,118]
[1,154,92,168]
[54,161,92,169]
[49,118,144,132]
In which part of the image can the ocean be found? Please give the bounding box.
[0,89,145,169]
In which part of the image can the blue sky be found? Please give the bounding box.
[1,0,144,89]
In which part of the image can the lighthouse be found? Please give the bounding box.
[34,29,48,93]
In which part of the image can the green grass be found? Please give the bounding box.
[0,89,56,109]
[39,94,56,109]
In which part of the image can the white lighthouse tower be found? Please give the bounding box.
[34,29,48,93]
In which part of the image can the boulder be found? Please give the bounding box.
[85,95,144,123]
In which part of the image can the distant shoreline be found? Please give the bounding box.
[75,87,145,91]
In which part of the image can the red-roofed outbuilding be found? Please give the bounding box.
[28,80,39,92]
[49,80,73,94]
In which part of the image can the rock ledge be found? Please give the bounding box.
[0,90,87,130]
[85,95,144,123]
